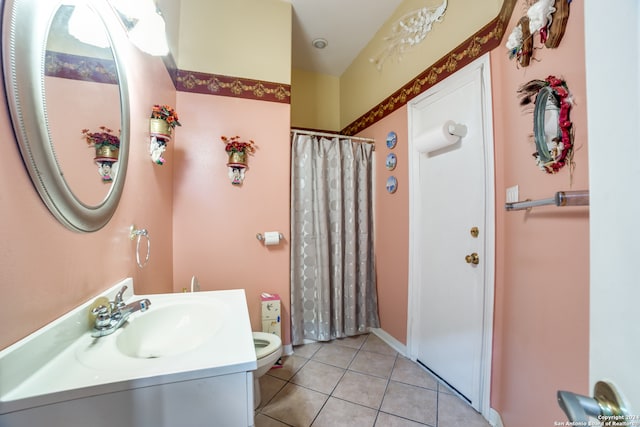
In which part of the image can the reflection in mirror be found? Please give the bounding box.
[519,76,574,174]
[2,0,130,232]
[45,4,121,206]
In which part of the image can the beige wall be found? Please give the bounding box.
[290,68,340,131]
[340,0,501,129]
[157,0,181,64]
[178,0,291,84]
[290,0,502,132]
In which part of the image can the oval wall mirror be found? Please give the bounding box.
[2,0,130,232]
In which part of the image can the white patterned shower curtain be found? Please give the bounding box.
[290,132,380,346]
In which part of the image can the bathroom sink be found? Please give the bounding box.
[73,290,251,376]
[116,301,223,359]
[0,279,258,426]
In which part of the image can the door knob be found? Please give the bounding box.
[557,381,627,423]
[465,253,479,265]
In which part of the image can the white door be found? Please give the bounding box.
[566,0,640,420]
[408,55,494,414]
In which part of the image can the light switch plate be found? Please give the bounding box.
[506,185,519,203]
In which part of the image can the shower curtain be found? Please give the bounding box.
[290,132,380,346]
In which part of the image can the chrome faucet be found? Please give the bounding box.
[91,285,151,338]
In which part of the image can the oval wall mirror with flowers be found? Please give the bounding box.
[518,75,574,175]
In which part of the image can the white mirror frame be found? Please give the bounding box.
[2,0,130,232]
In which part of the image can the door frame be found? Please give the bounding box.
[406,53,495,418]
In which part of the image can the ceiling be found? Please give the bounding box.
[289,0,404,76]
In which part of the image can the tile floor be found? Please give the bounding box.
[254,333,491,427]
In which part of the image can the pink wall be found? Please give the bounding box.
[45,77,120,205]
[357,107,409,344]
[354,2,590,424]
[490,1,589,425]
[172,93,291,344]
[1,5,589,424]
[0,46,175,349]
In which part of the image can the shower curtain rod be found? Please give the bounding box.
[290,129,375,143]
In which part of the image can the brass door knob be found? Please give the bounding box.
[465,253,479,265]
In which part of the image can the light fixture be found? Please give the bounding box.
[67,2,110,48]
[312,38,328,49]
[110,0,170,56]
[128,11,169,56]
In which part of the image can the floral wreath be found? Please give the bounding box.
[518,75,574,174]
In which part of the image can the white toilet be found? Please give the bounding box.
[252,332,283,409]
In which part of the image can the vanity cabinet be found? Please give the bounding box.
[1,371,255,427]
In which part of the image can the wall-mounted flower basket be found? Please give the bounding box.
[82,126,120,182]
[228,151,247,166]
[149,117,172,139]
[149,104,181,165]
[221,135,256,185]
[94,144,119,161]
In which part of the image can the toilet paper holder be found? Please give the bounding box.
[256,232,284,243]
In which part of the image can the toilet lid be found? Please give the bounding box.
[253,332,282,359]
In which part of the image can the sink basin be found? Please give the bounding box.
[73,290,250,375]
[116,301,223,359]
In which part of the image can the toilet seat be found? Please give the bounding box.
[252,332,282,359]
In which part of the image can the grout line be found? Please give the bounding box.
[260,335,454,427]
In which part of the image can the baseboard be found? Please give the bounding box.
[283,343,293,356]
[489,408,504,427]
[370,328,407,356]
[288,329,406,357]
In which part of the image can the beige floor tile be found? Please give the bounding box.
[332,371,387,409]
[374,412,429,426]
[437,393,490,427]
[311,397,377,427]
[293,342,324,358]
[312,343,358,368]
[380,381,437,425]
[329,334,368,349]
[291,360,346,394]
[254,413,291,427]
[267,354,309,381]
[437,381,458,396]
[260,337,490,427]
[349,350,396,379]
[361,334,398,356]
[261,383,328,427]
[391,357,438,391]
[257,374,287,409]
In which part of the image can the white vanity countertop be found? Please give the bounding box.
[0,280,257,415]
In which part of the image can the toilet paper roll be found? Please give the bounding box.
[263,232,281,246]
[414,120,464,154]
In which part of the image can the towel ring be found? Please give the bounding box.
[130,225,151,268]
